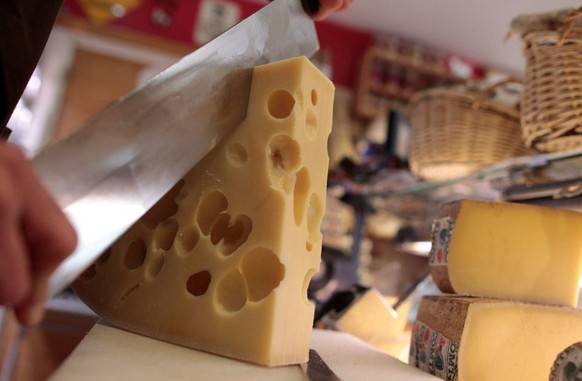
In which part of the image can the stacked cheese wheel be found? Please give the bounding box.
[410,199,582,381]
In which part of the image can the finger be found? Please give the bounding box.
[12,149,77,269]
[336,0,351,12]
[15,151,76,325]
[14,270,51,326]
[0,145,76,325]
[313,0,345,20]
[0,177,30,306]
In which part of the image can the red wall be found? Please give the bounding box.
[61,0,374,88]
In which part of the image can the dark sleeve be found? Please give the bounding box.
[0,0,64,128]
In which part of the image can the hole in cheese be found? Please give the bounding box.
[241,247,285,302]
[293,167,310,226]
[268,90,295,119]
[306,193,324,252]
[124,238,147,269]
[179,226,200,253]
[187,270,212,297]
[306,109,318,138]
[222,214,252,256]
[210,212,230,245]
[268,135,301,192]
[141,180,184,229]
[217,270,247,312]
[227,143,248,166]
[209,212,252,255]
[311,89,318,106]
[148,254,165,279]
[197,191,228,236]
[302,269,317,305]
[155,219,178,251]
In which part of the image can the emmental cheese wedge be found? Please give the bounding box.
[72,56,334,366]
[430,199,582,307]
[410,296,582,381]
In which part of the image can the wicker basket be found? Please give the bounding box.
[521,7,582,152]
[409,82,532,181]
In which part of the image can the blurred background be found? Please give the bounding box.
[2,0,582,379]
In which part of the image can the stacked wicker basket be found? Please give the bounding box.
[408,6,582,181]
[518,7,582,152]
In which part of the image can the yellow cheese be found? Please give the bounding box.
[72,56,335,366]
[332,288,412,361]
[334,288,400,345]
[410,296,582,381]
[430,199,582,307]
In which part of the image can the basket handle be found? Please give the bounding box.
[472,78,522,110]
[559,6,582,45]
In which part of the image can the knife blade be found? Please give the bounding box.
[34,0,319,300]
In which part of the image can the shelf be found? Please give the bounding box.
[355,46,465,119]
[332,148,582,200]
[324,148,582,291]
[368,46,460,82]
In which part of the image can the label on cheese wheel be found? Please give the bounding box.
[550,342,582,381]
[429,217,453,267]
[409,320,459,381]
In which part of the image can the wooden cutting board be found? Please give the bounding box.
[49,323,439,381]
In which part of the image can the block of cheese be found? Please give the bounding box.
[332,288,412,362]
[409,296,582,381]
[72,56,335,366]
[549,342,582,381]
[429,199,582,307]
[333,288,400,344]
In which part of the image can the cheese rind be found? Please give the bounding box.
[430,199,582,307]
[410,296,582,381]
[73,56,334,366]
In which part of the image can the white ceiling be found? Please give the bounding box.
[325,0,581,76]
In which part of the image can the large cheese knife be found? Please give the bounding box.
[34,0,320,300]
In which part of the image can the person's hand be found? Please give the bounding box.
[0,143,77,325]
[313,0,352,20]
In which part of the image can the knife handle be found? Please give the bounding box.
[300,0,320,16]
[0,125,12,142]
[269,0,320,17]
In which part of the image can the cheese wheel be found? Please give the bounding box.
[430,199,582,307]
[72,56,335,366]
[410,296,582,381]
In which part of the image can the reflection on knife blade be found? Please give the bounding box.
[301,349,343,381]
